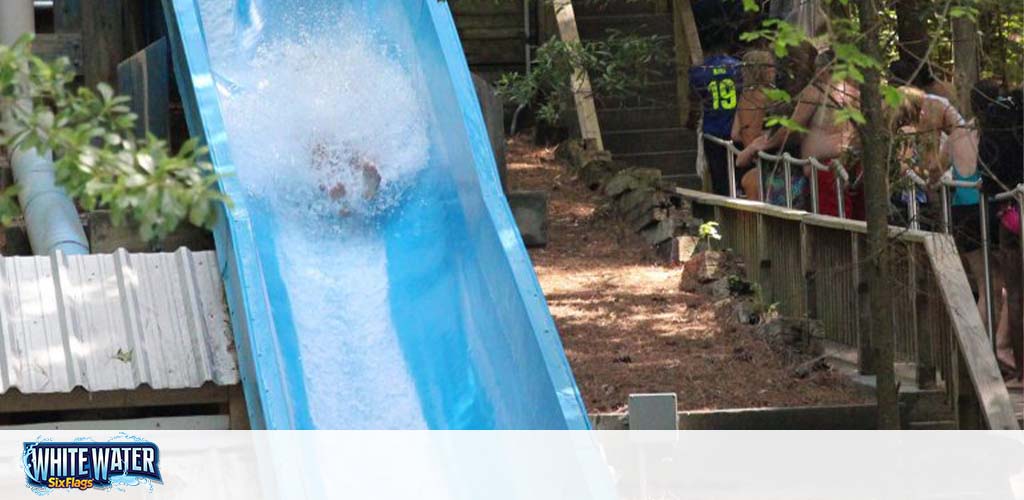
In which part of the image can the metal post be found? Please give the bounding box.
[809,162,820,214]
[782,154,793,208]
[980,193,994,345]
[835,174,845,219]
[757,155,766,202]
[940,184,951,234]
[727,144,737,198]
[907,188,920,230]
[905,171,927,231]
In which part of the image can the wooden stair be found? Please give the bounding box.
[573,1,699,187]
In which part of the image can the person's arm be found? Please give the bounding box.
[736,134,768,167]
[763,86,817,151]
[730,102,743,143]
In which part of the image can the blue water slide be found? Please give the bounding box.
[161,0,589,429]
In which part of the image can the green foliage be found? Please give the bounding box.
[698,220,721,250]
[496,30,670,126]
[0,34,225,241]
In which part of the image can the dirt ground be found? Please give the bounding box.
[506,135,872,413]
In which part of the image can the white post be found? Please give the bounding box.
[1,0,89,255]
[0,0,34,46]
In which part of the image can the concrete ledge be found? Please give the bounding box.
[590,404,878,430]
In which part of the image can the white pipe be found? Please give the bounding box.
[1,0,88,255]
[0,0,34,46]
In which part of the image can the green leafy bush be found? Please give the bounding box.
[496,30,670,125]
[0,34,225,242]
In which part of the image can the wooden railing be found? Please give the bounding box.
[678,188,1019,430]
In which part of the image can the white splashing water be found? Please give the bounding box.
[197,1,428,428]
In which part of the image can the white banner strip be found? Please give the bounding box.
[0,431,1021,499]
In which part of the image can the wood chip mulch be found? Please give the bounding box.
[507,135,872,413]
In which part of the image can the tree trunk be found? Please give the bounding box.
[894,0,930,64]
[952,15,979,117]
[856,0,900,430]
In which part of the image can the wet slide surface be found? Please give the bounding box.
[162,0,588,429]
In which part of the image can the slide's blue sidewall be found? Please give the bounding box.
[163,0,590,429]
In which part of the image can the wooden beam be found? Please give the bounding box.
[923,234,1017,430]
[54,0,82,33]
[228,385,251,430]
[117,37,170,139]
[0,415,230,430]
[552,0,604,151]
[81,0,145,87]
[673,0,703,129]
[0,383,235,414]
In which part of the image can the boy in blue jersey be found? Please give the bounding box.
[688,40,742,196]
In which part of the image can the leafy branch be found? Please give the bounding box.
[0,34,226,242]
[496,30,670,126]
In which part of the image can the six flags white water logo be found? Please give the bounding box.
[22,441,162,491]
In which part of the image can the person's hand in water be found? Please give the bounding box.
[310,139,382,215]
[351,156,381,200]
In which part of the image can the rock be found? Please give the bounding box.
[793,355,831,379]
[703,277,732,299]
[508,190,549,247]
[755,317,824,354]
[639,218,675,246]
[555,139,585,165]
[733,299,758,324]
[578,156,618,190]
[727,275,755,296]
[679,215,708,236]
[472,74,508,193]
[603,168,663,198]
[657,235,699,265]
[680,250,729,290]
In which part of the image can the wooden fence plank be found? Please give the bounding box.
[923,235,1018,429]
[117,37,171,139]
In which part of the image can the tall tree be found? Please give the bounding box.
[952,14,979,115]
[894,0,931,64]
[856,0,899,429]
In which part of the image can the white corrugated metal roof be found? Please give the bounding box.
[0,249,238,394]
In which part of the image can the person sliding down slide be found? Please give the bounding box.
[310,138,382,216]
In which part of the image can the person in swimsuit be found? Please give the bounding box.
[741,49,859,216]
[735,43,821,209]
[730,50,775,201]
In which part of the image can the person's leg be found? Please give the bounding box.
[704,139,730,196]
[741,168,761,201]
[999,226,1023,378]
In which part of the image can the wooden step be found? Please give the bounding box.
[603,128,696,154]
[577,14,674,40]
[572,0,664,17]
[596,80,678,109]
[599,106,682,131]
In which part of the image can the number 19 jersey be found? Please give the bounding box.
[688,54,742,139]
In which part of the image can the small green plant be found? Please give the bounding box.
[698,220,722,250]
[0,34,225,241]
[496,30,670,126]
